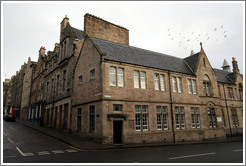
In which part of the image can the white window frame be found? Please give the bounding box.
[156,106,168,130]
[191,107,200,128]
[155,74,166,91]
[172,76,182,93]
[175,106,185,129]
[135,105,148,131]
[109,66,116,86]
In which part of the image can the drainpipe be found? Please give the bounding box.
[222,83,232,137]
[168,71,175,143]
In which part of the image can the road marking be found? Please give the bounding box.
[7,138,14,144]
[37,151,50,155]
[169,152,216,160]
[52,150,65,154]
[4,155,16,159]
[16,147,34,157]
[66,149,78,153]
[3,132,7,137]
[233,149,243,152]
[9,125,15,131]
[68,146,88,152]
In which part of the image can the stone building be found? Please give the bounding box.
[3,79,11,112]
[20,57,36,120]
[43,15,84,130]
[29,46,46,123]
[71,14,243,144]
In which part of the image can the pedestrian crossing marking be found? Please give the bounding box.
[52,150,65,154]
[37,151,50,155]
[66,149,78,153]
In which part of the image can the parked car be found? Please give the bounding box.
[3,113,15,122]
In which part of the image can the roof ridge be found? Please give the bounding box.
[91,37,184,60]
[184,52,200,60]
[71,26,84,32]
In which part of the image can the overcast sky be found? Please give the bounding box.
[1,1,244,80]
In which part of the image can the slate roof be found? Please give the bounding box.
[91,37,194,75]
[71,27,84,40]
[213,68,235,84]
[89,37,241,84]
[184,52,200,73]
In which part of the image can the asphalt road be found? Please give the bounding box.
[3,119,244,164]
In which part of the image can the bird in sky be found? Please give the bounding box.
[207,37,209,40]
[214,28,217,31]
[221,25,223,28]
[224,35,227,38]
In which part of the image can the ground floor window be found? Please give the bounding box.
[135,105,148,131]
[175,106,185,129]
[191,107,200,128]
[77,108,82,132]
[231,109,238,126]
[208,108,216,128]
[63,104,69,129]
[89,105,95,133]
[156,106,168,130]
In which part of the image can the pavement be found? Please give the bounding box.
[15,118,243,151]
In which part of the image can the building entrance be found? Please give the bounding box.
[113,120,123,144]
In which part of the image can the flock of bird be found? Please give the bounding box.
[165,25,228,49]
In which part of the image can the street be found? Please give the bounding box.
[3,120,243,163]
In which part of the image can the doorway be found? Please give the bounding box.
[113,120,123,144]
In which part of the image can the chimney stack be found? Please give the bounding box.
[232,57,239,75]
[60,15,69,32]
[39,46,46,58]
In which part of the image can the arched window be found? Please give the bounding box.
[203,58,206,67]
[203,75,211,96]
[239,83,243,100]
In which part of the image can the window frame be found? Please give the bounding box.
[175,106,185,129]
[89,105,95,133]
[191,107,200,128]
[156,106,168,130]
[135,105,149,131]
[90,69,95,80]
[172,76,182,93]
[207,108,216,128]
[113,104,123,112]
[134,70,146,89]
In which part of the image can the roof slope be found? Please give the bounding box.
[213,68,235,84]
[72,27,84,40]
[184,52,200,73]
[92,37,194,75]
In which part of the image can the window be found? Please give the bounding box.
[110,67,116,86]
[63,41,66,58]
[90,69,95,80]
[191,107,200,128]
[134,71,140,88]
[113,104,123,112]
[221,109,226,127]
[89,106,95,133]
[155,74,166,91]
[135,105,148,131]
[231,109,238,126]
[109,67,124,87]
[140,71,146,89]
[63,70,67,91]
[56,75,60,95]
[234,88,238,100]
[203,82,211,96]
[172,76,182,93]
[118,68,124,87]
[239,84,243,100]
[46,81,49,97]
[227,87,233,99]
[79,75,83,85]
[134,70,146,89]
[188,79,197,94]
[156,106,168,130]
[208,108,216,128]
[218,85,221,98]
[77,108,82,132]
[51,78,54,98]
[175,106,185,129]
